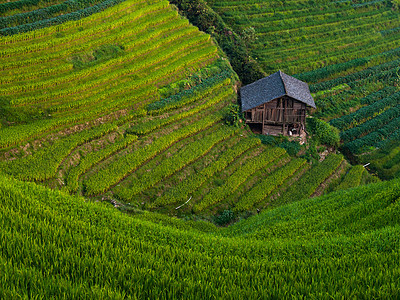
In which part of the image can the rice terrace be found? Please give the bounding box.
[0,0,399,298]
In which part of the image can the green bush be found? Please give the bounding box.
[256,135,301,156]
[257,134,278,146]
[308,118,340,147]
[224,103,241,127]
[302,140,319,164]
[278,141,301,156]
[214,209,235,226]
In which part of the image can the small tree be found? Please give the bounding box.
[393,0,400,9]
[225,104,241,127]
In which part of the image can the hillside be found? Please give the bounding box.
[1,173,399,298]
[208,0,400,179]
[1,0,400,297]
[0,0,363,220]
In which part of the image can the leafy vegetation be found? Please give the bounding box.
[334,165,365,191]
[208,0,400,178]
[169,0,265,84]
[1,0,400,297]
[308,118,340,147]
[277,154,344,206]
[1,173,399,298]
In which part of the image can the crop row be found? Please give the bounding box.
[257,15,400,63]
[83,112,225,196]
[128,83,232,135]
[234,158,307,211]
[193,147,286,212]
[0,0,149,44]
[2,172,400,298]
[4,123,118,181]
[310,57,400,93]
[0,0,112,29]
[1,18,204,96]
[6,3,171,61]
[65,39,216,112]
[147,71,232,113]
[334,165,365,191]
[1,8,181,77]
[116,126,238,201]
[48,44,216,124]
[209,0,398,76]
[0,0,169,64]
[7,34,214,116]
[66,134,138,192]
[240,5,357,24]
[330,91,400,131]
[314,84,398,121]
[256,9,395,43]
[211,1,348,16]
[273,33,400,74]
[296,46,400,83]
[343,115,400,154]
[261,32,380,62]
[4,34,211,100]
[278,154,344,205]
[1,21,173,89]
[255,7,387,36]
[340,105,400,143]
[8,25,200,106]
[0,63,74,85]
[255,15,395,56]
[0,0,85,14]
[0,0,131,35]
[376,129,400,149]
[0,40,215,150]
[152,138,261,207]
[270,34,400,75]
[0,0,53,14]
[0,85,153,149]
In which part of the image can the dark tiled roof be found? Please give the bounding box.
[241,70,316,111]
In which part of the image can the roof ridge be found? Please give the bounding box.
[279,70,288,95]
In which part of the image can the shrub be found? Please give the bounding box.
[214,209,235,226]
[224,103,241,127]
[279,141,301,156]
[308,118,340,147]
[302,140,319,164]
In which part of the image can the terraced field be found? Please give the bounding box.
[210,0,400,74]
[1,0,399,297]
[0,0,360,220]
[309,48,400,178]
[209,0,400,179]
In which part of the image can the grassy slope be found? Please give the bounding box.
[1,173,399,298]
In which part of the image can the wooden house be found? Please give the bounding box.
[241,70,316,136]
